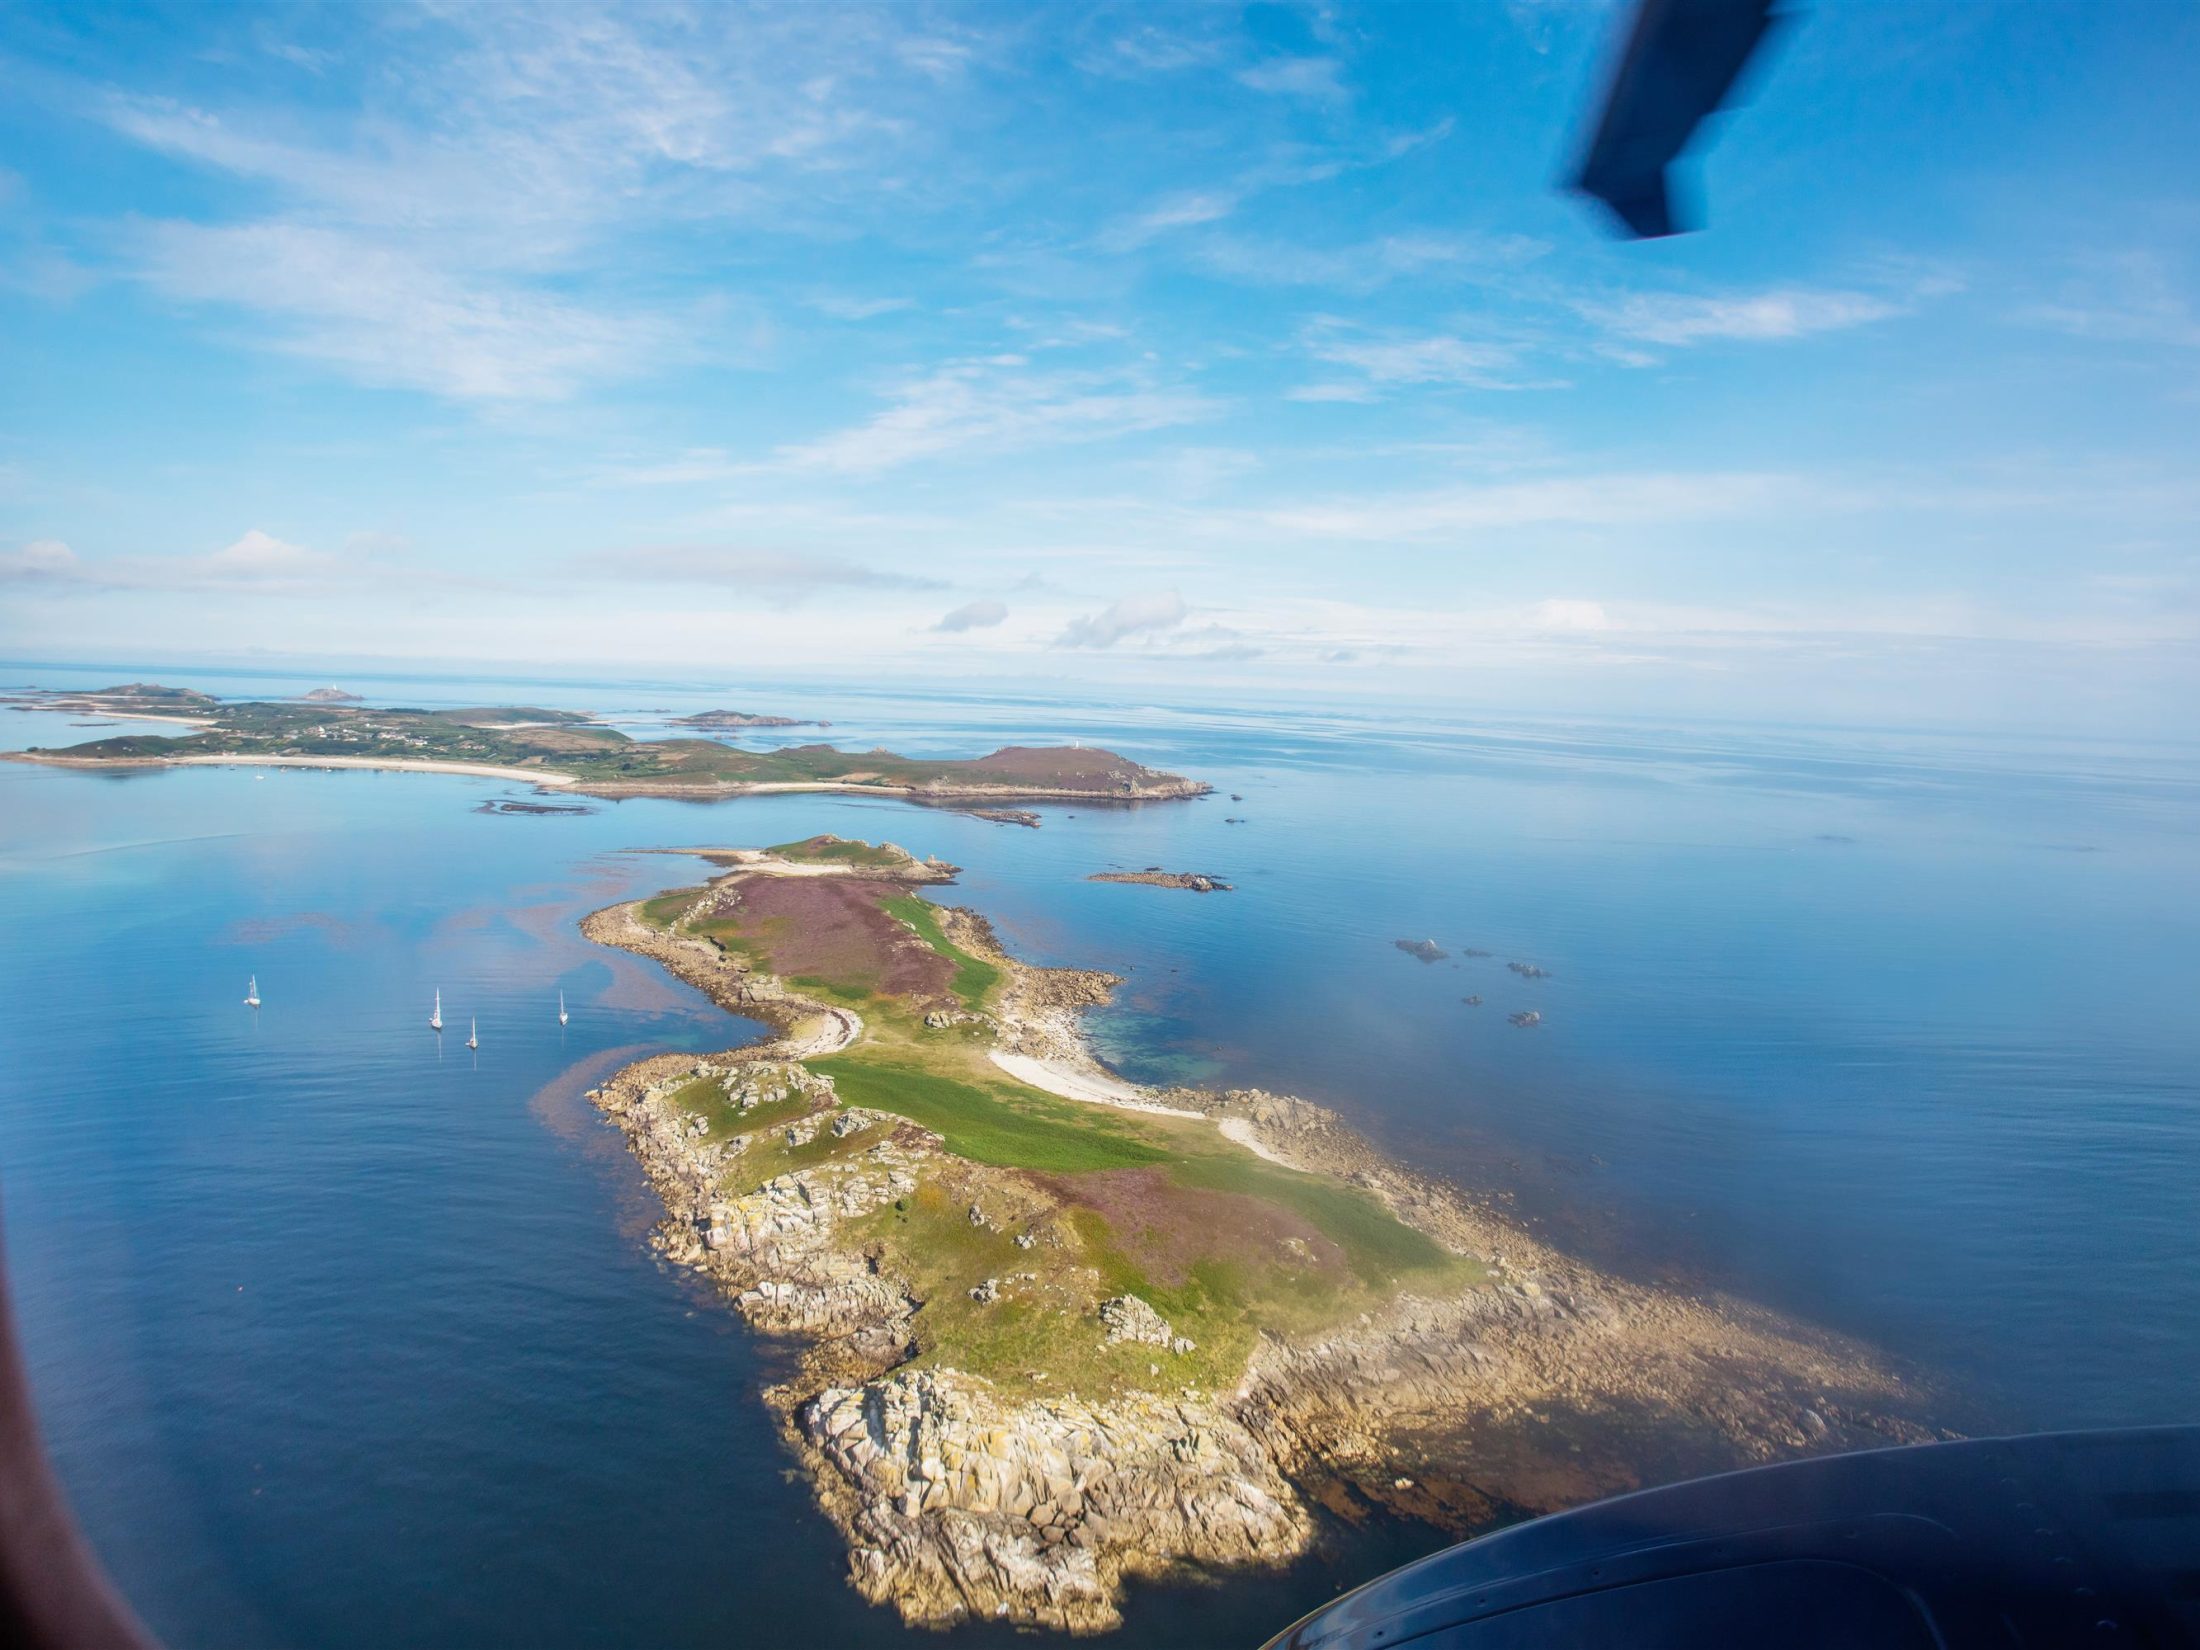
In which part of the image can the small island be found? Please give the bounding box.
[1088,868,1232,892]
[582,838,1932,1632]
[673,708,828,730]
[1,684,1207,805]
[301,686,362,703]
[1395,937,1447,963]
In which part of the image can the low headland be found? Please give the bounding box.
[582,834,1937,1634]
[1,685,1206,804]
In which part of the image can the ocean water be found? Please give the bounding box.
[2,665,2196,1647]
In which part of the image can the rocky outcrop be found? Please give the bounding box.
[796,1370,1307,1633]
[1088,868,1232,892]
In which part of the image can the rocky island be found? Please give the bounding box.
[1,684,1206,805]
[1087,868,1232,892]
[581,836,1936,1633]
[673,708,827,730]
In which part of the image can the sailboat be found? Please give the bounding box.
[244,975,261,1008]
[430,988,444,1032]
[465,1017,479,1051]
[558,990,569,1027]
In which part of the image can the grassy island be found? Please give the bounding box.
[581,839,1935,1634]
[1,684,1207,802]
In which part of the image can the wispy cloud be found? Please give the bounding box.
[1301,321,1549,395]
[2017,251,2200,349]
[1236,56,1347,101]
[1194,230,1541,292]
[770,357,1216,474]
[1098,191,1240,252]
[1585,285,1909,348]
[83,6,971,401]
[133,222,672,400]
[574,544,942,592]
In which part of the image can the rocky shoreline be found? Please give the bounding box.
[578,870,1941,1635]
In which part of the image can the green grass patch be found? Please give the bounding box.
[1167,1154,1461,1287]
[880,893,999,1011]
[813,1056,1166,1173]
[639,889,699,927]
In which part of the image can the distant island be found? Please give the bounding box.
[0,681,216,724]
[301,686,362,703]
[1089,867,1232,892]
[584,835,1934,1633]
[1,684,1207,805]
[673,708,829,730]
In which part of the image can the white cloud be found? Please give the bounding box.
[1236,56,1346,101]
[1250,471,1807,541]
[0,529,351,590]
[1057,588,1187,648]
[807,294,917,321]
[0,539,81,581]
[770,358,1216,475]
[1286,382,1379,403]
[1588,286,1906,348]
[932,598,1009,632]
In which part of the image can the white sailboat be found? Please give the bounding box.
[558,990,569,1027]
[465,1016,479,1051]
[244,975,261,1008]
[430,988,444,1032]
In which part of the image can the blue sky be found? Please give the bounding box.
[2,1,2196,730]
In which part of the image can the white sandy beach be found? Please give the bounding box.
[170,754,578,785]
[987,1049,1206,1119]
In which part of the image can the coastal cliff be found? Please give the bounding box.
[580,847,1938,1633]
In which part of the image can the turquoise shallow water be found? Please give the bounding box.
[3,665,2197,1646]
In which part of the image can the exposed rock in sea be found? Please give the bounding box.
[1088,869,1231,893]
[1395,938,1447,963]
[1462,995,1482,1007]
[1508,1010,1542,1028]
[1507,961,1551,979]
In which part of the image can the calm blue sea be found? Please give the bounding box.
[2,663,2196,1648]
